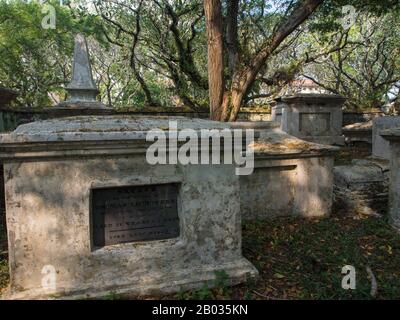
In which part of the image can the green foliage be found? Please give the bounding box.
[0,0,104,107]
[96,0,208,109]
[0,0,398,110]
[246,0,400,109]
[104,291,122,300]
[304,10,400,110]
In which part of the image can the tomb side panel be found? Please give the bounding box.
[293,157,334,217]
[240,162,297,219]
[4,157,241,294]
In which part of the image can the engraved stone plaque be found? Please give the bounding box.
[299,112,331,135]
[91,183,180,248]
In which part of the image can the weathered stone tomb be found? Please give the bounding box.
[280,93,346,145]
[231,122,337,219]
[271,98,285,124]
[381,128,400,229]
[333,159,389,216]
[0,116,257,299]
[342,120,373,145]
[372,116,400,160]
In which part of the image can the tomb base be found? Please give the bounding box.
[3,259,256,300]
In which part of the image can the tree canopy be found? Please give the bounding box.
[0,0,398,115]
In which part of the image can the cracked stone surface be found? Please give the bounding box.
[0,115,257,299]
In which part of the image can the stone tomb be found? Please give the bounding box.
[332,117,397,217]
[342,121,373,145]
[280,93,345,145]
[231,122,337,219]
[333,159,389,216]
[0,116,257,299]
[271,98,285,124]
[372,116,400,160]
[381,128,400,229]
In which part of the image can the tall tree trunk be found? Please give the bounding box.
[204,0,225,120]
[204,0,324,121]
[226,0,239,76]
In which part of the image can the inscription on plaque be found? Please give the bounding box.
[91,183,180,248]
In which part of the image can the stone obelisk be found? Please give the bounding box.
[56,34,109,110]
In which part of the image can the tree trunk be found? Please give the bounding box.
[204,0,324,122]
[226,0,239,76]
[204,0,225,121]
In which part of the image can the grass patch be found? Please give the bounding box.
[236,215,400,300]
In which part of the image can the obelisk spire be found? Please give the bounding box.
[67,33,98,95]
[56,33,108,110]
